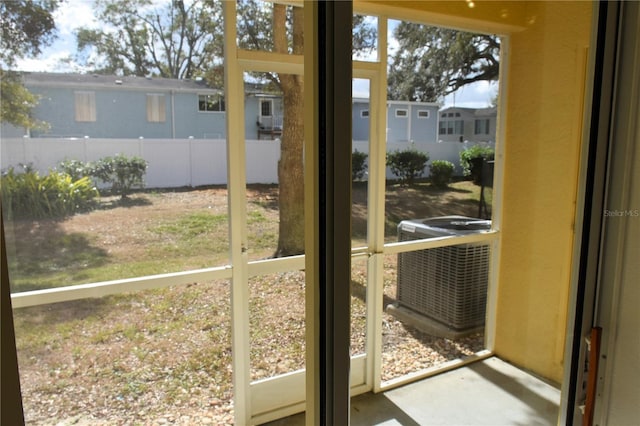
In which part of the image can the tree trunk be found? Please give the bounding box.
[273,4,305,257]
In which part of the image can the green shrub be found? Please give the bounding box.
[459,145,495,184]
[352,150,368,181]
[90,154,148,199]
[1,164,99,220]
[429,160,455,188]
[58,158,92,182]
[386,148,429,185]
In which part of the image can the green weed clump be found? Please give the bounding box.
[1,164,99,220]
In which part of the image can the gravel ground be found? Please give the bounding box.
[15,273,483,425]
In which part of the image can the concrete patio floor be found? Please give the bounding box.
[266,357,561,425]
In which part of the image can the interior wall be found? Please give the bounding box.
[494,1,592,383]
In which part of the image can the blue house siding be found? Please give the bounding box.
[410,104,439,142]
[3,73,470,144]
[31,87,80,137]
[352,100,369,141]
[164,94,282,140]
[387,103,409,142]
[1,123,24,138]
[173,93,226,139]
[352,100,439,143]
[31,88,226,139]
[27,88,280,140]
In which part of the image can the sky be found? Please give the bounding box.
[15,0,97,73]
[16,0,496,109]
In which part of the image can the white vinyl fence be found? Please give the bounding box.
[1,137,490,189]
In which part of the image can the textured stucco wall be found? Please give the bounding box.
[496,1,592,383]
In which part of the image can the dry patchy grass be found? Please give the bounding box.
[9,181,487,424]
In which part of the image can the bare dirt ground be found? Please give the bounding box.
[11,183,486,425]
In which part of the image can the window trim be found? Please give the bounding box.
[439,119,464,135]
[360,109,369,118]
[74,91,96,122]
[395,108,408,118]
[474,118,490,135]
[260,98,273,118]
[417,110,430,119]
[198,93,225,113]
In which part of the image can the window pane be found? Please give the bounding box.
[245,73,301,260]
[260,99,272,117]
[199,94,225,112]
[14,282,233,423]
[3,185,230,293]
[455,120,464,134]
[0,0,240,422]
[351,256,367,357]
[382,18,499,386]
[250,271,305,381]
[236,0,303,54]
[353,14,378,62]
[381,253,485,383]
[352,78,370,248]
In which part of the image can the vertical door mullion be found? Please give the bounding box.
[304,1,320,423]
[223,2,251,424]
[484,35,510,354]
[367,16,388,394]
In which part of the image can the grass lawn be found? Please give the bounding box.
[6,180,489,424]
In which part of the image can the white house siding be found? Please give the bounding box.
[438,106,497,143]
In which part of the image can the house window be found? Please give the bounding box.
[198,94,225,112]
[395,108,408,118]
[146,94,166,123]
[260,99,273,117]
[75,91,96,122]
[417,110,430,119]
[361,109,369,118]
[439,120,464,135]
[475,118,490,134]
